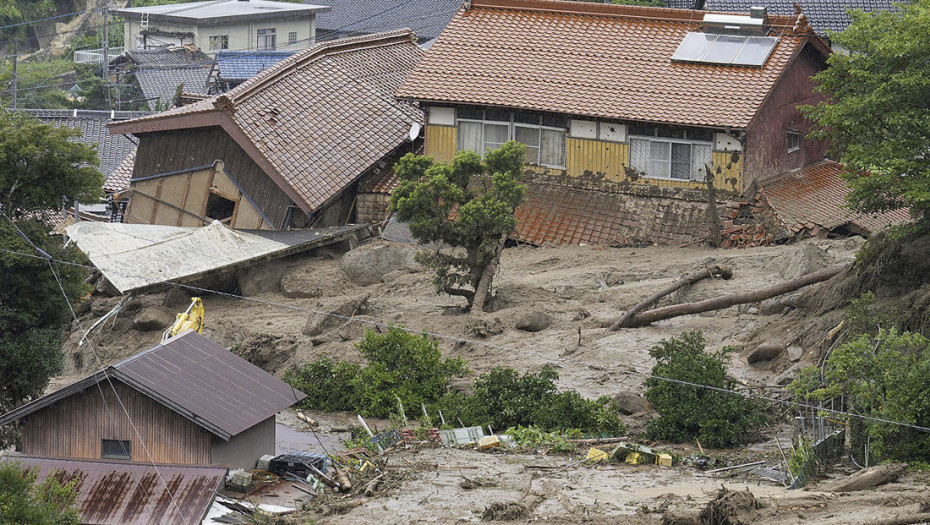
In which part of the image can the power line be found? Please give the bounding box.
[0,211,191,525]
[0,10,87,31]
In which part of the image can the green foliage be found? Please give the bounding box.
[802,1,930,218]
[505,425,583,453]
[0,110,102,215]
[790,328,930,463]
[788,438,817,484]
[285,327,467,418]
[0,0,54,40]
[453,365,626,435]
[0,461,79,525]
[644,331,766,447]
[390,142,527,311]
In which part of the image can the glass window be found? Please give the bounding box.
[629,137,713,181]
[257,28,276,51]
[787,131,801,152]
[515,125,540,163]
[288,31,297,45]
[101,439,131,460]
[209,35,228,51]
[541,128,565,167]
[457,120,482,154]
[455,113,567,167]
[484,122,509,151]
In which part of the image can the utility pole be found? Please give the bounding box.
[102,1,112,109]
[11,38,17,109]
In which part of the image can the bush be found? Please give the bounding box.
[452,365,626,435]
[0,461,79,525]
[644,331,766,447]
[285,327,467,418]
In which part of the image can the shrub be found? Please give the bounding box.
[0,461,79,525]
[644,331,766,447]
[285,327,467,418]
[456,365,626,435]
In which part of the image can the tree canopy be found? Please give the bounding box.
[390,142,527,311]
[803,1,930,218]
[0,461,79,525]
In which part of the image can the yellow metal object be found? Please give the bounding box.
[477,436,501,451]
[657,453,673,467]
[586,448,608,463]
[625,452,642,465]
[162,297,205,341]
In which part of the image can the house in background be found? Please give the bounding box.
[665,0,899,48]
[209,50,297,93]
[397,0,832,245]
[112,47,214,110]
[109,30,424,231]
[313,0,462,47]
[16,109,152,194]
[0,330,305,471]
[114,0,331,54]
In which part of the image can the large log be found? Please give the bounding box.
[614,265,847,329]
[609,265,732,331]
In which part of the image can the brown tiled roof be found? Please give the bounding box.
[1,456,224,525]
[515,184,628,245]
[110,31,425,213]
[397,0,827,128]
[0,331,305,440]
[105,149,135,192]
[760,161,910,234]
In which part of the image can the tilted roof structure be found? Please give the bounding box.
[397,0,830,129]
[701,0,899,35]
[110,30,425,214]
[0,330,306,440]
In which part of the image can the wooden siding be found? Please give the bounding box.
[424,126,742,193]
[133,127,293,229]
[126,162,270,229]
[424,125,456,162]
[21,380,211,465]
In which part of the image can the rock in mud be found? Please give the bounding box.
[94,275,120,296]
[613,391,650,415]
[340,242,419,286]
[132,306,175,331]
[747,342,784,364]
[465,316,504,338]
[515,311,551,332]
[302,293,370,336]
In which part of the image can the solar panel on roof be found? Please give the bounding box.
[672,32,778,67]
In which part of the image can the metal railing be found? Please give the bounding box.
[74,47,124,64]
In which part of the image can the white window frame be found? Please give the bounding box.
[288,31,298,45]
[209,35,228,50]
[787,130,801,153]
[456,111,567,169]
[629,135,713,182]
[257,28,276,51]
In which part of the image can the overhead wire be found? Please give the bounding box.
[0,210,192,525]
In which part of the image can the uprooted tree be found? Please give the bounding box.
[390,141,527,312]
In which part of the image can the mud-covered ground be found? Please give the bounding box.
[56,235,930,524]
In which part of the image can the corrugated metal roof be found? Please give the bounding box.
[1,455,225,525]
[0,331,306,439]
[64,221,366,293]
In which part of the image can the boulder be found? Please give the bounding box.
[94,276,120,297]
[747,342,784,364]
[340,243,419,286]
[613,391,650,416]
[786,344,804,362]
[515,311,551,332]
[132,306,175,331]
[302,293,370,336]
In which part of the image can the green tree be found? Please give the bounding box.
[803,1,930,217]
[644,331,766,447]
[0,110,101,446]
[0,461,79,525]
[0,0,54,41]
[390,142,527,312]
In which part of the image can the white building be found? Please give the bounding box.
[115,0,330,55]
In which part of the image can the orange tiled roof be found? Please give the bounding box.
[760,161,910,235]
[111,31,424,213]
[397,0,827,129]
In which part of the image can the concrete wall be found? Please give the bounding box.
[124,16,316,55]
[211,416,275,470]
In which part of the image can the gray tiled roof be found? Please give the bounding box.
[17,109,152,180]
[701,0,899,35]
[664,0,701,7]
[124,47,211,67]
[313,0,462,43]
[135,66,212,110]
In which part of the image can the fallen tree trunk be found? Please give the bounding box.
[615,265,847,329]
[609,265,732,331]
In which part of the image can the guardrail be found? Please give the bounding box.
[74,47,124,64]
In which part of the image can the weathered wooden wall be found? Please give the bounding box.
[133,126,294,229]
[21,380,212,465]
